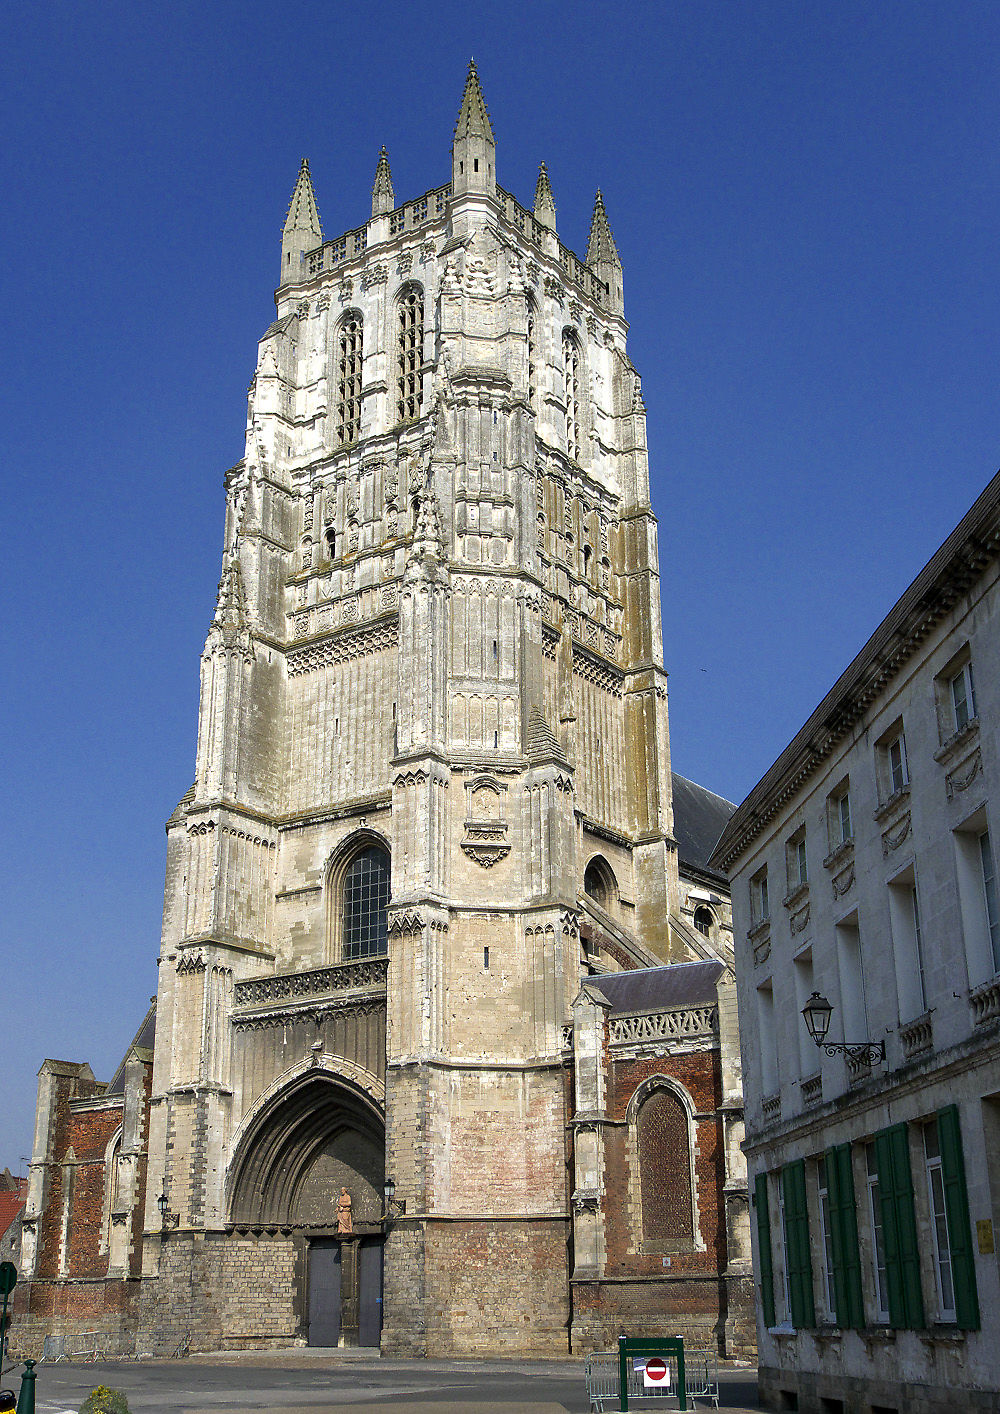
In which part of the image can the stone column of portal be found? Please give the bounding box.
[383,472,451,1355]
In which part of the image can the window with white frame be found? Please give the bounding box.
[815,1155,837,1320]
[954,809,1000,986]
[885,730,908,796]
[949,660,977,733]
[888,865,927,1021]
[787,829,808,892]
[866,1142,891,1322]
[828,780,852,850]
[777,1170,793,1320]
[923,1117,957,1322]
[750,865,770,925]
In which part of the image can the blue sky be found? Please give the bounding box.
[3,0,1000,1161]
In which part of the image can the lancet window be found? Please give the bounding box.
[396,287,424,423]
[637,1085,695,1248]
[563,329,581,460]
[337,314,363,445]
[527,303,537,413]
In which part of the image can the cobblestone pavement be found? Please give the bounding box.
[3,1353,762,1414]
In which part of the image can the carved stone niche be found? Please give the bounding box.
[461,775,510,868]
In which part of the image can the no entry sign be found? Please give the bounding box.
[642,1356,670,1388]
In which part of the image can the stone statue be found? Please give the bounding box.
[336,1187,353,1234]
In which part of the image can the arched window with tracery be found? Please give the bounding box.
[563,328,581,461]
[337,314,363,445]
[342,845,390,960]
[637,1086,694,1249]
[396,287,424,423]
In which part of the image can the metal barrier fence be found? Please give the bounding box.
[585,1339,720,1412]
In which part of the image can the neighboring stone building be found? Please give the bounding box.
[712,471,1000,1411]
[17,66,750,1358]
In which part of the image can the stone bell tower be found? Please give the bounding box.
[140,62,679,1356]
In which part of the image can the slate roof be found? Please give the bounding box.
[671,772,736,883]
[588,959,725,1015]
[105,1002,157,1097]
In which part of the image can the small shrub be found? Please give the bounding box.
[80,1386,130,1414]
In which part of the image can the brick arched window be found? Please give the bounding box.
[396,286,423,423]
[637,1086,695,1249]
[337,313,363,445]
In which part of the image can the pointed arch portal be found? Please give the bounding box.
[228,1071,385,1228]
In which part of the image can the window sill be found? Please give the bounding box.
[782,883,809,911]
[822,838,854,871]
[934,716,979,766]
[747,916,771,945]
[874,786,910,823]
[919,1327,966,1348]
[767,1322,797,1339]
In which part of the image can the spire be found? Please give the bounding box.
[587,189,624,315]
[533,162,556,232]
[371,146,394,217]
[453,60,495,143]
[280,159,323,287]
[451,60,496,198]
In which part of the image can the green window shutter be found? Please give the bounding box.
[875,1124,925,1329]
[755,1172,775,1329]
[781,1161,815,1328]
[826,1144,865,1328]
[937,1105,980,1330]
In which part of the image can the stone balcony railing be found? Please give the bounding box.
[233,957,388,1012]
[608,1005,718,1049]
[970,976,1000,1028]
[801,1073,822,1107]
[761,1092,781,1122]
[899,1012,934,1059]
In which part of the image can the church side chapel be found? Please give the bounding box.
[14,66,752,1359]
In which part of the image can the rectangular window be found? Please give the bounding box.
[836,916,867,1044]
[777,1173,793,1320]
[950,661,977,732]
[888,868,927,1020]
[816,1157,837,1318]
[955,812,1000,986]
[757,981,778,1096]
[751,866,770,924]
[793,948,816,1076]
[837,789,852,845]
[787,830,808,891]
[866,1143,891,1322]
[923,1118,956,1321]
[888,733,908,795]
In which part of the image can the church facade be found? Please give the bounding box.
[15,67,752,1358]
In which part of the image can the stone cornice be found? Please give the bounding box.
[711,477,1000,873]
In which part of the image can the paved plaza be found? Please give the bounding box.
[4,1353,761,1414]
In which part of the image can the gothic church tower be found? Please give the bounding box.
[142,65,683,1355]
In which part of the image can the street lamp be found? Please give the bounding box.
[801,991,885,1065]
[158,1188,179,1231]
[382,1176,405,1225]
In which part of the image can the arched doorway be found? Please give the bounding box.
[228,1071,385,1347]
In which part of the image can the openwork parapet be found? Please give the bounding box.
[608,1005,718,1048]
[233,957,388,1010]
